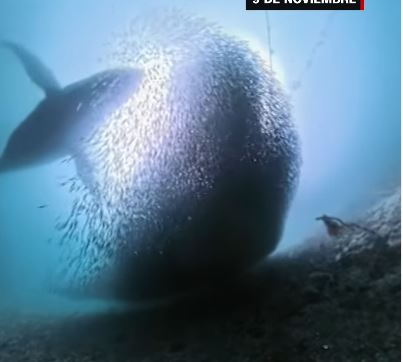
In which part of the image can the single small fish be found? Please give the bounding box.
[37,204,48,209]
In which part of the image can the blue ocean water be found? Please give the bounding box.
[0,0,400,310]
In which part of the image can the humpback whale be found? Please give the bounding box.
[0,42,142,173]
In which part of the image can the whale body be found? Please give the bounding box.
[0,42,142,174]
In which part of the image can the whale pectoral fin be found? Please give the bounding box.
[2,41,61,96]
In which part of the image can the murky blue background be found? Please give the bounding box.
[0,0,400,308]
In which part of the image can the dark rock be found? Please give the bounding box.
[303,285,322,303]
[247,326,266,340]
[168,341,186,354]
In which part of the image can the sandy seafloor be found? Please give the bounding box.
[0,187,400,362]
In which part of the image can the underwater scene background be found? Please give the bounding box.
[0,0,400,324]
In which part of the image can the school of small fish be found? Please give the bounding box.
[53,11,301,296]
